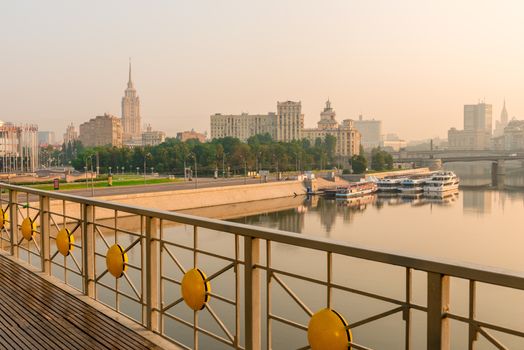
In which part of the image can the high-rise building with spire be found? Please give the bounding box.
[494,100,509,137]
[121,59,141,141]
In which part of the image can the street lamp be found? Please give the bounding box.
[144,152,152,184]
[84,166,88,192]
[222,153,226,179]
[136,167,139,176]
[151,167,154,175]
[109,166,112,175]
[244,159,247,184]
[189,153,198,189]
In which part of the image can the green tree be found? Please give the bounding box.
[371,148,393,171]
[350,155,367,174]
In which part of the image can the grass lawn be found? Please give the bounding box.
[28,176,182,191]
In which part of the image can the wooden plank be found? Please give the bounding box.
[0,261,152,350]
[0,255,159,350]
[0,258,147,348]
[0,266,148,347]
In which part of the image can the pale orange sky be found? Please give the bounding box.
[1,1,523,141]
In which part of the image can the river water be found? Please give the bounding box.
[47,162,524,349]
[222,162,524,349]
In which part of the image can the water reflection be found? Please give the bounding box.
[83,161,524,349]
[223,162,524,349]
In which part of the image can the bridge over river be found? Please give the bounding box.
[393,149,524,177]
[1,183,524,349]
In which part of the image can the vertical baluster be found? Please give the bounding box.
[9,189,18,258]
[468,280,477,350]
[404,268,412,350]
[235,235,240,348]
[193,225,198,349]
[427,272,450,350]
[266,240,272,350]
[82,203,95,297]
[144,216,160,331]
[39,195,50,274]
[245,236,261,350]
[327,252,332,308]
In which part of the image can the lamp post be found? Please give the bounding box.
[144,152,152,184]
[109,166,112,175]
[192,154,198,189]
[136,167,139,176]
[84,166,88,192]
[89,155,95,197]
[151,167,154,175]
[222,153,226,179]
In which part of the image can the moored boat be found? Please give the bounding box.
[423,171,460,194]
[376,178,405,192]
[398,178,428,195]
[335,181,378,198]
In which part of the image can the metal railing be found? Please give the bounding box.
[0,183,524,349]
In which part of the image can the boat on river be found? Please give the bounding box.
[376,177,405,192]
[398,178,428,195]
[335,181,378,198]
[423,171,460,195]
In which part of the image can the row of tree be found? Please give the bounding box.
[48,134,394,175]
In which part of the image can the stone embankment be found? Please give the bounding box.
[47,180,307,220]
[342,167,431,182]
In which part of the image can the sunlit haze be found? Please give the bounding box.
[2,0,524,141]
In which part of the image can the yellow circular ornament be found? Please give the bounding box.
[21,217,36,241]
[56,228,74,256]
[307,308,352,350]
[0,208,7,229]
[181,268,211,311]
[106,244,128,278]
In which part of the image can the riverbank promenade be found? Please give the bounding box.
[0,183,523,349]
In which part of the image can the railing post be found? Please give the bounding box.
[39,195,51,274]
[82,203,95,297]
[144,216,160,332]
[244,237,261,350]
[468,281,477,350]
[9,189,18,258]
[427,272,450,350]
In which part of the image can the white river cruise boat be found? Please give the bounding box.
[398,178,428,195]
[376,178,405,192]
[423,171,460,195]
[336,181,378,198]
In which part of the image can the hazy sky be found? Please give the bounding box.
[1,1,523,142]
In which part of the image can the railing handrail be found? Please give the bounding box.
[2,182,524,291]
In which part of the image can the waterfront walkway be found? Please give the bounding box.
[0,254,159,350]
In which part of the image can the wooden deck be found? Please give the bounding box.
[0,254,160,350]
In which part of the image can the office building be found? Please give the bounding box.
[38,131,55,146]
[176,130,207,143]
[448,102,492,150]
[210,112,277,141]
[276,101,303,142]
[354,115,382,149]
[302,100,361,157]
[142,124,166,146]
[79,114,123,147]
[492,119,524,151]
[381,133,407,151]
[210,101,303,142]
